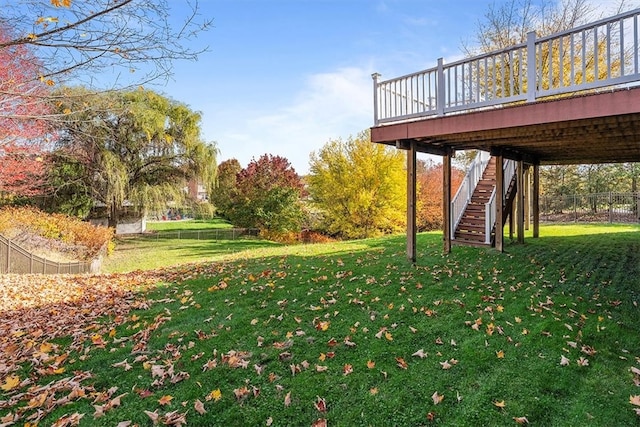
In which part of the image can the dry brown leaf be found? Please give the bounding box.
[315,396,327,412]
[432,391,444,405]
[440,360,452,370]
[412,349,427,359]
[194,399,206,415]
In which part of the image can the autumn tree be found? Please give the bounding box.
[416,159,464,231]
[48,87,217,225]
[308,130,406,239]
[0,25,52,198]
[210,159,242,220]
[226,155,305,235]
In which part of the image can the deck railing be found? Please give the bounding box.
[373,9,640,125]
[451,150,491,237]
[485,160,517,244]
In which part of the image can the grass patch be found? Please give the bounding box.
[146,218,233,232]
[103,236,281,273]
[2,224,640,426]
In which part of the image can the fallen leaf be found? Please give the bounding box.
[234,386,250,402]
[284,391,292,407]
[311,419,327,427]
[396,357,408,369]
[315,396,327,412]
[560,355,570,366]
[367,360,376,369]
[343,364,353,375]
[630,395,640,406]
[493,400,506,408]
[432,391,444,405]
[194,399,206,415]
[144,410,160,423]
[513,416,529,424]
[207,389,222,402]
[412,349,427,359]
[440,360,452,370]
[496,350,505,359]
[0,375,20,392]
[158,395,173,406]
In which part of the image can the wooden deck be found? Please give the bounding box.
[371,87,640,165]
[369,9,640,260]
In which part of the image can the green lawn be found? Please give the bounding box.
[146,218,233,232]
[3,224,640,426]
[104,218,261,272]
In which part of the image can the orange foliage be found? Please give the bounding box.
[416,161,464,231]
[0,206,114,259]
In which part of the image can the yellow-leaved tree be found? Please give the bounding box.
[307,130,406,239]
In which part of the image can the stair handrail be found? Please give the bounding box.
[484,159,517,244]
[451,150,491,238]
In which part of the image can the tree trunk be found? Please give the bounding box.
[108,198,119,229]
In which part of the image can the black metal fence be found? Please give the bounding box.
[540,192,640,223]
[0,234,94,274]
[147,228,260,241]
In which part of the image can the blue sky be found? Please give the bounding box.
[159,0,627,174]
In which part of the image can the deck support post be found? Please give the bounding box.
[443,150,452,253]
[407,140,417,262]
[517,160,525,244]
[532,164,540,238]
[524,166,531,231]
[495,154,504,252]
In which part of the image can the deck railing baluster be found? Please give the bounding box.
[372,9,640,124]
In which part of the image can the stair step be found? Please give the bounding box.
[455,233,486,243]
[457,226,485,232]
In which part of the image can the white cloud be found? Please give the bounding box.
[216,67,374,175]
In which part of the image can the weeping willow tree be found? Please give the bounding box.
[48,87,217,226]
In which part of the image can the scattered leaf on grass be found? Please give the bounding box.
[0,375,20,391]
[314,396,327,412]
[412,349,427,359]
[396,357,408,369]
[158,395,173,406]
[431,391,444,405]
[194,399,206,415]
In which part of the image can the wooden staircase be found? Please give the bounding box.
[454,157,517,247]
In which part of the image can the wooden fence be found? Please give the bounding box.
[0,234,94,274]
